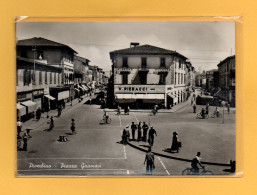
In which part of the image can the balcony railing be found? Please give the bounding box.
[138,66,149,71]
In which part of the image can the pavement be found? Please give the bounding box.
[17,92,236,176]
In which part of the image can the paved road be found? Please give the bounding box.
[17,98,235,176]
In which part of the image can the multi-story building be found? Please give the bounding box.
[16,37,77,119]
[205,69,219,92]
[109,43,193,108]
[217,55,235,106]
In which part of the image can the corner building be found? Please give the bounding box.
[110,43,192,108]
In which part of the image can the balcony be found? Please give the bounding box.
[153,68,169,74]
[115,67,132,74]
[138,66,149,72]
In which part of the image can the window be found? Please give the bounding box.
[181,74,183,84]
[37,51,44,60]
[50,72,52,84]
[141,57,147,68]
[160,58,165,67]
[184,74,186,84]
[39,71,42,85]
[54,73,56,84]
[21,51,27,58]
[122,57,128,67]
[139,72,147,84]
[178,73,180,84]
[32,70,36,85]
[175,73,177,85]
[122,73,128,84]
[179,60,182,69]
[45,72,48,84]
[23,69,31,86]
[159,74,166,84]
[58,73,60,84]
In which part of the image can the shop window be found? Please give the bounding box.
[122,57,128,68]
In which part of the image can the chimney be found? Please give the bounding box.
[130,42,140,48]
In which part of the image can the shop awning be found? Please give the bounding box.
[116,94,164,100]
[81,84,89,91]
[17,103,26,116]
[44,94,55,100]
[21,100,37,113]
[78,85,85,91]
[167,93,175,98]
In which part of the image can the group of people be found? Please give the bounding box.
[17,119,32,151]
[121,122,157,146]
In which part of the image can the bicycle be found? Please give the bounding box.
[211,112,222,118]
[100,116,111,124]
[196,113,209,119]
[182,167,214,175]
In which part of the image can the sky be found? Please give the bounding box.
[16,21,235,72]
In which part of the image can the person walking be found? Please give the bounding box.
[227,103,230,114]
[131,122,137,140]
[171,131,180,153]
[71,119,76,135]
[122,125,130,145]
[148,126,157,147]
[205,103,209,115]
[17,119,22,137]
[137,122,142,142]
[48,116,54,131]
[89,97,92,105]
[193,104,196,113]
[22,129,30,151]
[144,148,155,175]
[142,122,149,142]
[36,107,41,121]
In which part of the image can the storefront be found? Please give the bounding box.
[50,86,70,109]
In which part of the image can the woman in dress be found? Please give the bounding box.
[171,131,179,153]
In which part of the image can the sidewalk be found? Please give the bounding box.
[21,94,92,131]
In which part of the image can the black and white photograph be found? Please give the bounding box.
[16,21,235,176]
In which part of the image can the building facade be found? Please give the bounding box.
[217,55,235,106]
[109,43,194,108]
[16,37,77,120]
[205,69,219,92]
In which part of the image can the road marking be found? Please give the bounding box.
[158,157,170,175]
[119,114,122,127]
[132,113,139,123]
[123,145,127,159]
[127,170,130,174]
[18,157,126,160]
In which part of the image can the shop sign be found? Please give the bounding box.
[115,85,164,93]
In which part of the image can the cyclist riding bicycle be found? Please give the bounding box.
[103,110,109,124]
[214,107,220,117]
[191,152,205,173]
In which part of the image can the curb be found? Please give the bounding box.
[127,142,230,167]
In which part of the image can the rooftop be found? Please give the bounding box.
[110,44,187,59]
[217,55,235,67]
[17,37,78,54]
